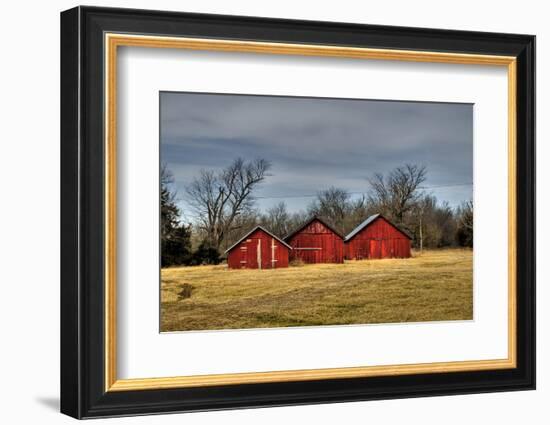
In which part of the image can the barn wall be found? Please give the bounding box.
[287,220,344,263]
[345,218,411,259]
[227,228,289,269]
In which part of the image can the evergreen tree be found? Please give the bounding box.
[161,165,192,266]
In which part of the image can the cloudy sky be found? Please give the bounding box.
[160,91,472,219]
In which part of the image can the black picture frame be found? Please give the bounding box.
[61,6,535,419]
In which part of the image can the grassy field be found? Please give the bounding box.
[161,249,473,332]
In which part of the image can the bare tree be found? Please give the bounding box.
[345,196,371,234]
[223,210,260,251]
[308,187,351,235]
[261,201,291,237]
[287,211,310,234]
[411,195,455,250]
[185,158,271,251]
[368,164,427,225]
[414,196,428,252]
[455,200,473,247]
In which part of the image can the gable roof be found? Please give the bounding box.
[284,216,344,241]
[224,225,292,254]
[344,214,412,241]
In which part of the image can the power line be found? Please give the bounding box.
[254,182,473,200]
[420,182,473,189]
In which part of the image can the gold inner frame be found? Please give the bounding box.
[104,33,517,392]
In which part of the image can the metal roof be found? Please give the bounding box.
[344,214,380,242]
[224,225,292,254]
[344,213,413,241]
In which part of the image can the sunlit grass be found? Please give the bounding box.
[161,249,473,332]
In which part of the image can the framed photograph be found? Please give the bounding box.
[60,6,535,419]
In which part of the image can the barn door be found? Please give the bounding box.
[370,239,381,259]
[356,242,367,260]
[381,239,389,258]
[246,238,259,269]
[255,237,271,270]
[390,239,397,258]
[263,238,274,269]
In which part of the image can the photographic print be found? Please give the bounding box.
[160,92,474,332]
[61,9,535,417]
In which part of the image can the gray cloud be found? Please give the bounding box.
[160,91,472,218]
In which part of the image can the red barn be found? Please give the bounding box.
[225,226,291,269]
[345,214,411,260]
[284,217,344,264]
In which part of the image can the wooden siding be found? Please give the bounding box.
[345,216,411,260]
[286,219,344,264]
[227,228,290,269]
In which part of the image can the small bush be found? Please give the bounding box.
[290,258,305,267]
[190,241,221,265]
[178,283,195,300]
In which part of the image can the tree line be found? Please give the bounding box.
[161,158,473,267]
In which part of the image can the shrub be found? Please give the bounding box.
[289,258,305,267]
[178,283,194,300]
[191,241,221,265]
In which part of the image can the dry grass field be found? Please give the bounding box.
[161,249,473,332]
